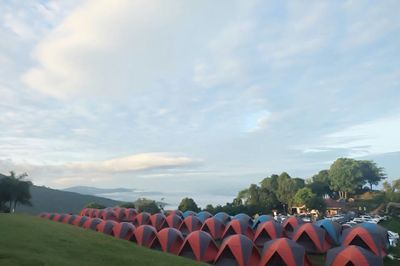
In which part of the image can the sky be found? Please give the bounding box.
[0,0,399,207]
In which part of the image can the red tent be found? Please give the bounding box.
[74,216,91,227]
[56,214,68,222]
[124,208,138,222]
[67,215,79,225]
[253,220,284,248]
[61,214,72,224]
[292,223,331,253]
[80,208,90,216]
[134,212,151,226]
[260,238,311,266]
[326,245,383,266]
[113,207,127,221]
[50,213,61,221]
[201,217,226,240]
[90,209,101,218]
[150,228,184,255]
[214,234,260,266]
[222,219,254,239]
[168,210,183,217]
[283,217,304,237]
[133,225,157,248]
[96,220,118,235]
[179,230,219,263]
[113,222,136,241]
[165,214,183,229]
[150,213,167,231]
[341,226,386,257]
[83,217,103,230]
[39,212,51,219]
[100,211,118,221]
[179,216,203,236]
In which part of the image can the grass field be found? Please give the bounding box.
[0,214,201,266]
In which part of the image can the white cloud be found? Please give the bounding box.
[66,153,200,172]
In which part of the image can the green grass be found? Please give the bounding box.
[0,214,201,266]
[381,217,400,266]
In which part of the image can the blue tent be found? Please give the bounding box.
[253,215,274,229]
[196,211,213,223]
[232,213,253,226]
[315,219,341,245]
[182,210,197,218]
[214,212,231,224]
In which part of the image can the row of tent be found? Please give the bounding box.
[39,210,387,266]
[80,208,389,256]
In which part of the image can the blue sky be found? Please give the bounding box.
[0,0,399,207]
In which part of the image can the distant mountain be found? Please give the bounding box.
[63,186,134,195]
[16,185,120,215]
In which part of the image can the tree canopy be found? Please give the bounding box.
[134,198,160,214]
[178,197,200,212]
[0,171,32,213]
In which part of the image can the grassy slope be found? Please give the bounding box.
[0,214,200,266]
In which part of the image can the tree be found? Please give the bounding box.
[358,160,386,190]
[307,196,326,214]
[135,198,160,214]
[178,197,200,212]
[382,178,400,202]
[119,202,136,208]
[329,158,363,199]
[0,171,32,213]
[275,172,304,212]
[307,170,333,197]
[293,188,315,206]
[85,202,106,209]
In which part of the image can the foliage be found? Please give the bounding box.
[134,198,160,214]
[85,202,106,209]
[293,187,315,206]
[0,171,32,213]
[358,160,386,190]
[329,158,363,199]
[307,170,333,197]
[119,202,136,208]
[383,178,400,202]
[178,197,200,212]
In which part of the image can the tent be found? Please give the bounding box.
[253,220,284,248]
[283,216,304,237]
[74,216,91,227]
[165,214,183,229]
[355,223,389,250]
[292,223,331,253]
[201,217,226,240]
[178,230,219,263]
[326,245,383,266]
[182,210,197,218]
[196,211,213,223]
[80,208,90,216]
[150,228,184,255]
[214,234,260,266]
[252,215,274,229]
[113,222,136,241]
[232,213,253,226]
[124,208,138,222]
[150,213,167,231]
[260,238,311,266]
[61,214,72,224]
[39,212,51,219]
[89,209,100,218]
[96,220,118,235]
[67,215,79,225]
[133,225,157,247]
[179,216,203,236]
[168,210,183,217]
[57,214,68,223]
[100,211,118,221]
[222,219,254,239]
[341,226,386,257]
[83,217,103,230]
[134,212,151,226]
[49,213,60,221]
[214,212,231,225]
[315,219,342,246]
[113,207,127,221]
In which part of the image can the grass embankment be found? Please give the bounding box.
[0,214,200,266]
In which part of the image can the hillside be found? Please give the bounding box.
[0,214,199,266]
[16,185,121,215]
